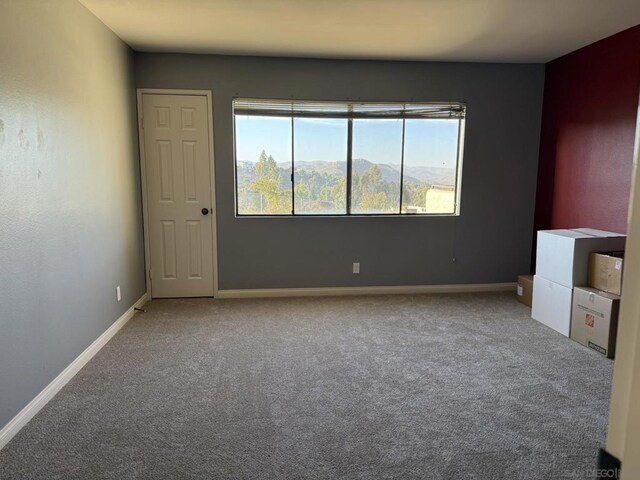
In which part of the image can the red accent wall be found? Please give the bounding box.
[535,25,640,234]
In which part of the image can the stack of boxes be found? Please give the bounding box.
[570,253,624,358]
[531,229,625,357]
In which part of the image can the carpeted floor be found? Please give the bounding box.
[0,293,613,479]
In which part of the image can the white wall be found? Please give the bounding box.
[0,0,146,430]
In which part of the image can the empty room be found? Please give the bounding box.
[2,0,640,478]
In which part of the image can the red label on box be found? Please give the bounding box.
[585,314,595,328]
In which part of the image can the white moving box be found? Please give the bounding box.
[536,229,626,288]
[532,275,573,336]
[532,228,625,337]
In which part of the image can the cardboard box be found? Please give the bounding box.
[570,287,620,358]
[536,229,626,288]
[589,252,624,295]
[516,275,533,307]
[532,275,573,337]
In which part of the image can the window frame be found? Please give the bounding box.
[232,99,466,218]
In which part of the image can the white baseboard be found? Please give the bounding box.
[216,282,516,299]
[0,292,149,451]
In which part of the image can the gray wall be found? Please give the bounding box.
[0,1,146,430]
[136,54,545,290]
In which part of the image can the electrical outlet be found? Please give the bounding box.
[116,286,121,302]
[352,262,360,274]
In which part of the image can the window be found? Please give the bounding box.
[235,115,292,214]
[294,118,348,215]
[233,100,465,216]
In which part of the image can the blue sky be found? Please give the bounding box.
[235,116,459,169]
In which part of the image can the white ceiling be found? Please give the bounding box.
[79,0,640,63]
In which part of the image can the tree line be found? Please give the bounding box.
[237,150,434,214]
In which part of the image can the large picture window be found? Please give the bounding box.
[233,100,465,216]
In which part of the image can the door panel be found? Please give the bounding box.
[160,220,177,280]
[142,94,214,298]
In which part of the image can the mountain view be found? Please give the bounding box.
[236,151,456,215]
[284,159,456,186]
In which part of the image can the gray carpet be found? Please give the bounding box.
[0,293,612,479]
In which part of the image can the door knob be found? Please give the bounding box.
[201,208,210,215]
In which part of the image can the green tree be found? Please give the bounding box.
[331,176,347,212]
[294,182,311,211]
[250,150,290,214]
[358,165,388,211]
[402,183,432,211]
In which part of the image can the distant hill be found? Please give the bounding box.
[239,158,455,187]
[390,164,456,186]
[352,158,422,184]
[288,160,342,177]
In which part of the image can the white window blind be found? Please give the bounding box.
[233,99,466,119]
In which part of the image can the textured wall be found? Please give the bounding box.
[535,26,640,234]
[0,0,146,429]
[136,54,545,289]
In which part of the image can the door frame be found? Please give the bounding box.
[605,93,640,470]
[136,88,219,298]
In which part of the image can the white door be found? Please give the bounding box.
[141,93,215,298]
